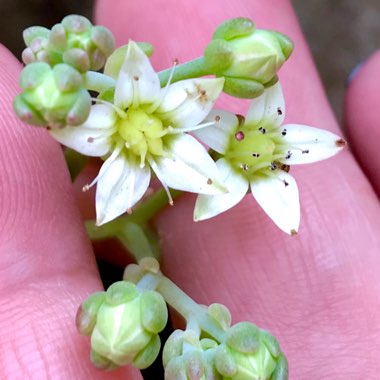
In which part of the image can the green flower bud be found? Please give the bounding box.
[14,62,91,128]
[214,322,288,380]
[163,330,221,380]
[204,17,293,98]
[22,15,115,72]
[78,281,168,370]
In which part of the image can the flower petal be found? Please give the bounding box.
[95,153,151,225]
[114,41,160,109]
[156,78,224,130]
[280,124,346,165]
[192,110,239,154]
[194,158,249,221]
[50,104,116,156]
[245,82,285,127]
[153,134,226,194]
[250,171,300,235]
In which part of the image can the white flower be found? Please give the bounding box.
[50,41,226,225]
[193,83,346,234]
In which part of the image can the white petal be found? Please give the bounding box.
[95,153,151,225]
[245,82,285,127]
[156,78,224,130]
[192,109,239,154]
[50,104,116,156]
[250,172,300,235]
[281,124,346,165]
[194,158,249,221]
[114,41,160,109]
[153,134,226,194]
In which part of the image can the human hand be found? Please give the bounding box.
[1,0,380,379]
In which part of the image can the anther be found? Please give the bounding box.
[133,75,139,81]
[87,137,94,143]
[82,184,90,192]
[235,131,245,141]
[283,179,289,187]
[302,149,309,154]
[270,162,277,170]
[281,129,287,136]
[285,151,292,160]
[127,208,133,215]
[207,178,213,185]
[214,115,221,122]
[258,127,266,134]
[252,153,260,157]
[240,163,249,171]
[277,107,283,116]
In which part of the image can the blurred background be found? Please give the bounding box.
[1,0,379,122]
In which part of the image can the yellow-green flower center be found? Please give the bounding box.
[225,118,287,177]
[117,108,169,166]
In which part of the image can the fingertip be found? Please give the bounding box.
[344,50,380,195]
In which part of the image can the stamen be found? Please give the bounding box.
[91,97,127,118]
[146,59,178,114]
[148,157,174,205]
[82,142,123,192]
[168,120,217,134]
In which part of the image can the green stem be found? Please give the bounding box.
[64,149,88,181]
[83,71,116,93]
[158,57,213,86]
[156,275,226,343]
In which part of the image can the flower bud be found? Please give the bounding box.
[77,281,168,370]
[22,15,115,72]
[14,62,91,128]
[163,330,221,380]
[204,17,293,98]
[214,322,288,380]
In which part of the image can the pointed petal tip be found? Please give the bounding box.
[335,138,347,148]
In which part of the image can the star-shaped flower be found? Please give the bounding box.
[193,83,346,234]
[50,41,226,225]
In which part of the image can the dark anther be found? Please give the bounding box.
[285,151,292,160]
[302,149,310,154]
[277,107,283,116]
[87,137,94,143]
[270,162,277,170]
[258,127,266,134]
[200,90,206,96]
[133,75,139,81]
[240,163,249,171]
[283,180,289,187]
[252,153,260,157]
[215,115,221,122]
[207,178,213,185]
[282,129,287,136]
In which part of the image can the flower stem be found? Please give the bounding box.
[156,275,226,343]
[158,57,213,86]
[83,71,116,93]
[64,148,88,181]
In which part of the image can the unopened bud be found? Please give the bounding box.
[214,322,288,380]
[77,281,168,370]
[14,62,91,128]
[204,17,293,98]
[22,15,115,72]
[163,330,221,380]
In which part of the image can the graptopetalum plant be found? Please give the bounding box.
[13,15,346,379]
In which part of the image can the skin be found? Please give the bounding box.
[0,0,379,378]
